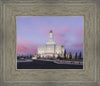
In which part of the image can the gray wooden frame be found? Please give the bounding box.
[0,0,100,86]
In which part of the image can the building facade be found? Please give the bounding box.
[38,30,64,58]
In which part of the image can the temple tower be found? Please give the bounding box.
[46,30,56,45]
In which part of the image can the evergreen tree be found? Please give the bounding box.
[69,52,72,60]
[64,49,66,59]
[79,52,82,59]
[75,52,77,59]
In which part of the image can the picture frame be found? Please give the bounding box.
[0,0,100,86]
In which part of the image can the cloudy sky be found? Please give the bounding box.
[17,17,83,56]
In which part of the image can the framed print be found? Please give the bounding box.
[0,0,100,86]
[17,16,83,69]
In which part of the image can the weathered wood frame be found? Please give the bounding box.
[0,1,100,85]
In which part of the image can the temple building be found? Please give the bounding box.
[38,30,64,58]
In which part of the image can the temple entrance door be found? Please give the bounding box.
[46,55,51,58]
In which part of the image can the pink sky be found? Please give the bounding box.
[17,17,83,56]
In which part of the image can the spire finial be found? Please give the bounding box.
[50,30,53,33]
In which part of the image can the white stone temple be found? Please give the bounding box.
[38,30,64,58]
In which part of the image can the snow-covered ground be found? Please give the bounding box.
[17,59,33,62]
[37,59,83,65]
[17,59,83,65]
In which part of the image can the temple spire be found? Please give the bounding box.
[49,30,53,39]
[46,30,56,45]
[49,30,53,33]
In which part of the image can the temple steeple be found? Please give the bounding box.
[46,30,56,45]
[49,30,53,39]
